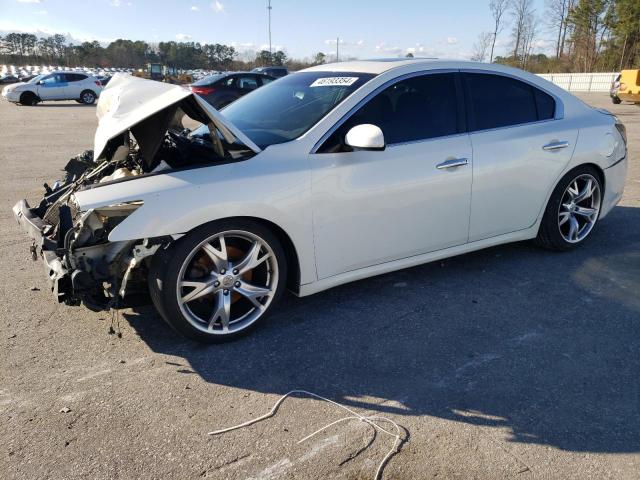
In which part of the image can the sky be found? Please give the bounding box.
[0,0,554,61]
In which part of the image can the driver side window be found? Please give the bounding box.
[40,74,58,85]
[318,72,461,153]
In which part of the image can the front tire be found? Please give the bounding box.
[536,166,603,251]
[19,92,39,106]
[149,220,287,342]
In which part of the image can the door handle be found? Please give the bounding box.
[542,141,569,151]
[436,158,468,169]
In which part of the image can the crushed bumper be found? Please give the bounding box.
[12,199,72,302]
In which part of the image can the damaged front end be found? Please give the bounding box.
[12,73,260,311]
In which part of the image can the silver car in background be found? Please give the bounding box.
[2,71,103,105]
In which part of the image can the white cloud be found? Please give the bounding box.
[190,5,199,11]
[231,41,256,51]
[34,9,47,14]
[211,1,224,12]
[446,37,458,45]
[109,0,132,6]
[17,0,42,3]
[175,33,192,41]
[259,43,284,51]
[325,39,365,50]
[374,42,403,55]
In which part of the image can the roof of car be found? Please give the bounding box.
[43,70,93,76]
[302,58,491,74]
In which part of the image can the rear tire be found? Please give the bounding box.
[79,90,96,105]
[149,219,287,343]
[536,165,603,251]
[19,92,39,106]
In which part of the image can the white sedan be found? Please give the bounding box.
[2,71,103,105]
[13,60,628,342]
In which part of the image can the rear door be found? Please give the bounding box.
[463,72,578,241]
[63,73,87,99]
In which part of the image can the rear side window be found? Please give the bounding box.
[464,73,555,131]
[65,73,87,82]
[238,75,258,90]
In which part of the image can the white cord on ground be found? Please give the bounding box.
[207,390,404,480]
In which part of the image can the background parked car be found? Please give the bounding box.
[95,75,112,87]
[0,74,19,85]
[1,71,103,105]
[18,74,37,83]
[252,66,288,78]
[189,72,275,108]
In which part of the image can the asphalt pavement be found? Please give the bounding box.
[1,93,639,479]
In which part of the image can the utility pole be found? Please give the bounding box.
[336,36,339,62]
[267,0,272,62]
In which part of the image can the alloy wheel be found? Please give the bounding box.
[176,230,278,335]
[557,174,601,243]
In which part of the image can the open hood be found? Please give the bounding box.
[94,73,261,161]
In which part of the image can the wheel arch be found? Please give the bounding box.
[20,90,40,102]
[80,88,97,98]
[172,215,302,294]
[534,161,606,235]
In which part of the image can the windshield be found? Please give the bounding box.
[28,74,45,84]
[218,71,375,148]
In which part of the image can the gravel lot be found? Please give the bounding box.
[1,93,639,480]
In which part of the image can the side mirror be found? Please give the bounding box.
[345,124,385,151]
[36,80,43,85]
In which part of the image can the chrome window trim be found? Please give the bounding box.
[386,131,469,149]
[310,68,460,154]
[467,117,561,136]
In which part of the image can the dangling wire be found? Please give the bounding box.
[207,390,405,480]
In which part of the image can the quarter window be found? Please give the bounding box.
[464,73,555,131]
[319,73,460,152]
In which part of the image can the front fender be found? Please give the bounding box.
[74,158,316,284]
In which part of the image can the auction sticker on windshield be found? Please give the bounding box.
[310,77,359,87]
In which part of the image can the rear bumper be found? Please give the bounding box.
[12,199,71,302]
[600,155,628,219]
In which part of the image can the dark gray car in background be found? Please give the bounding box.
[189,72,275,109]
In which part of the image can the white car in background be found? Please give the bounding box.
[1,71,103,105]
[12,61,628,343]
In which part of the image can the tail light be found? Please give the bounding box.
[190,86,215,95]
[95,80,102,87]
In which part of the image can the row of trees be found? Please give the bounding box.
[0,33,296,71]
[472,0,640,73]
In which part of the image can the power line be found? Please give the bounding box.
[267,0,272,58]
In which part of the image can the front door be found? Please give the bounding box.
[310,72,473,279]
[36,73,67,100]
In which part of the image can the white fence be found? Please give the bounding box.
[536,72,617,92]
